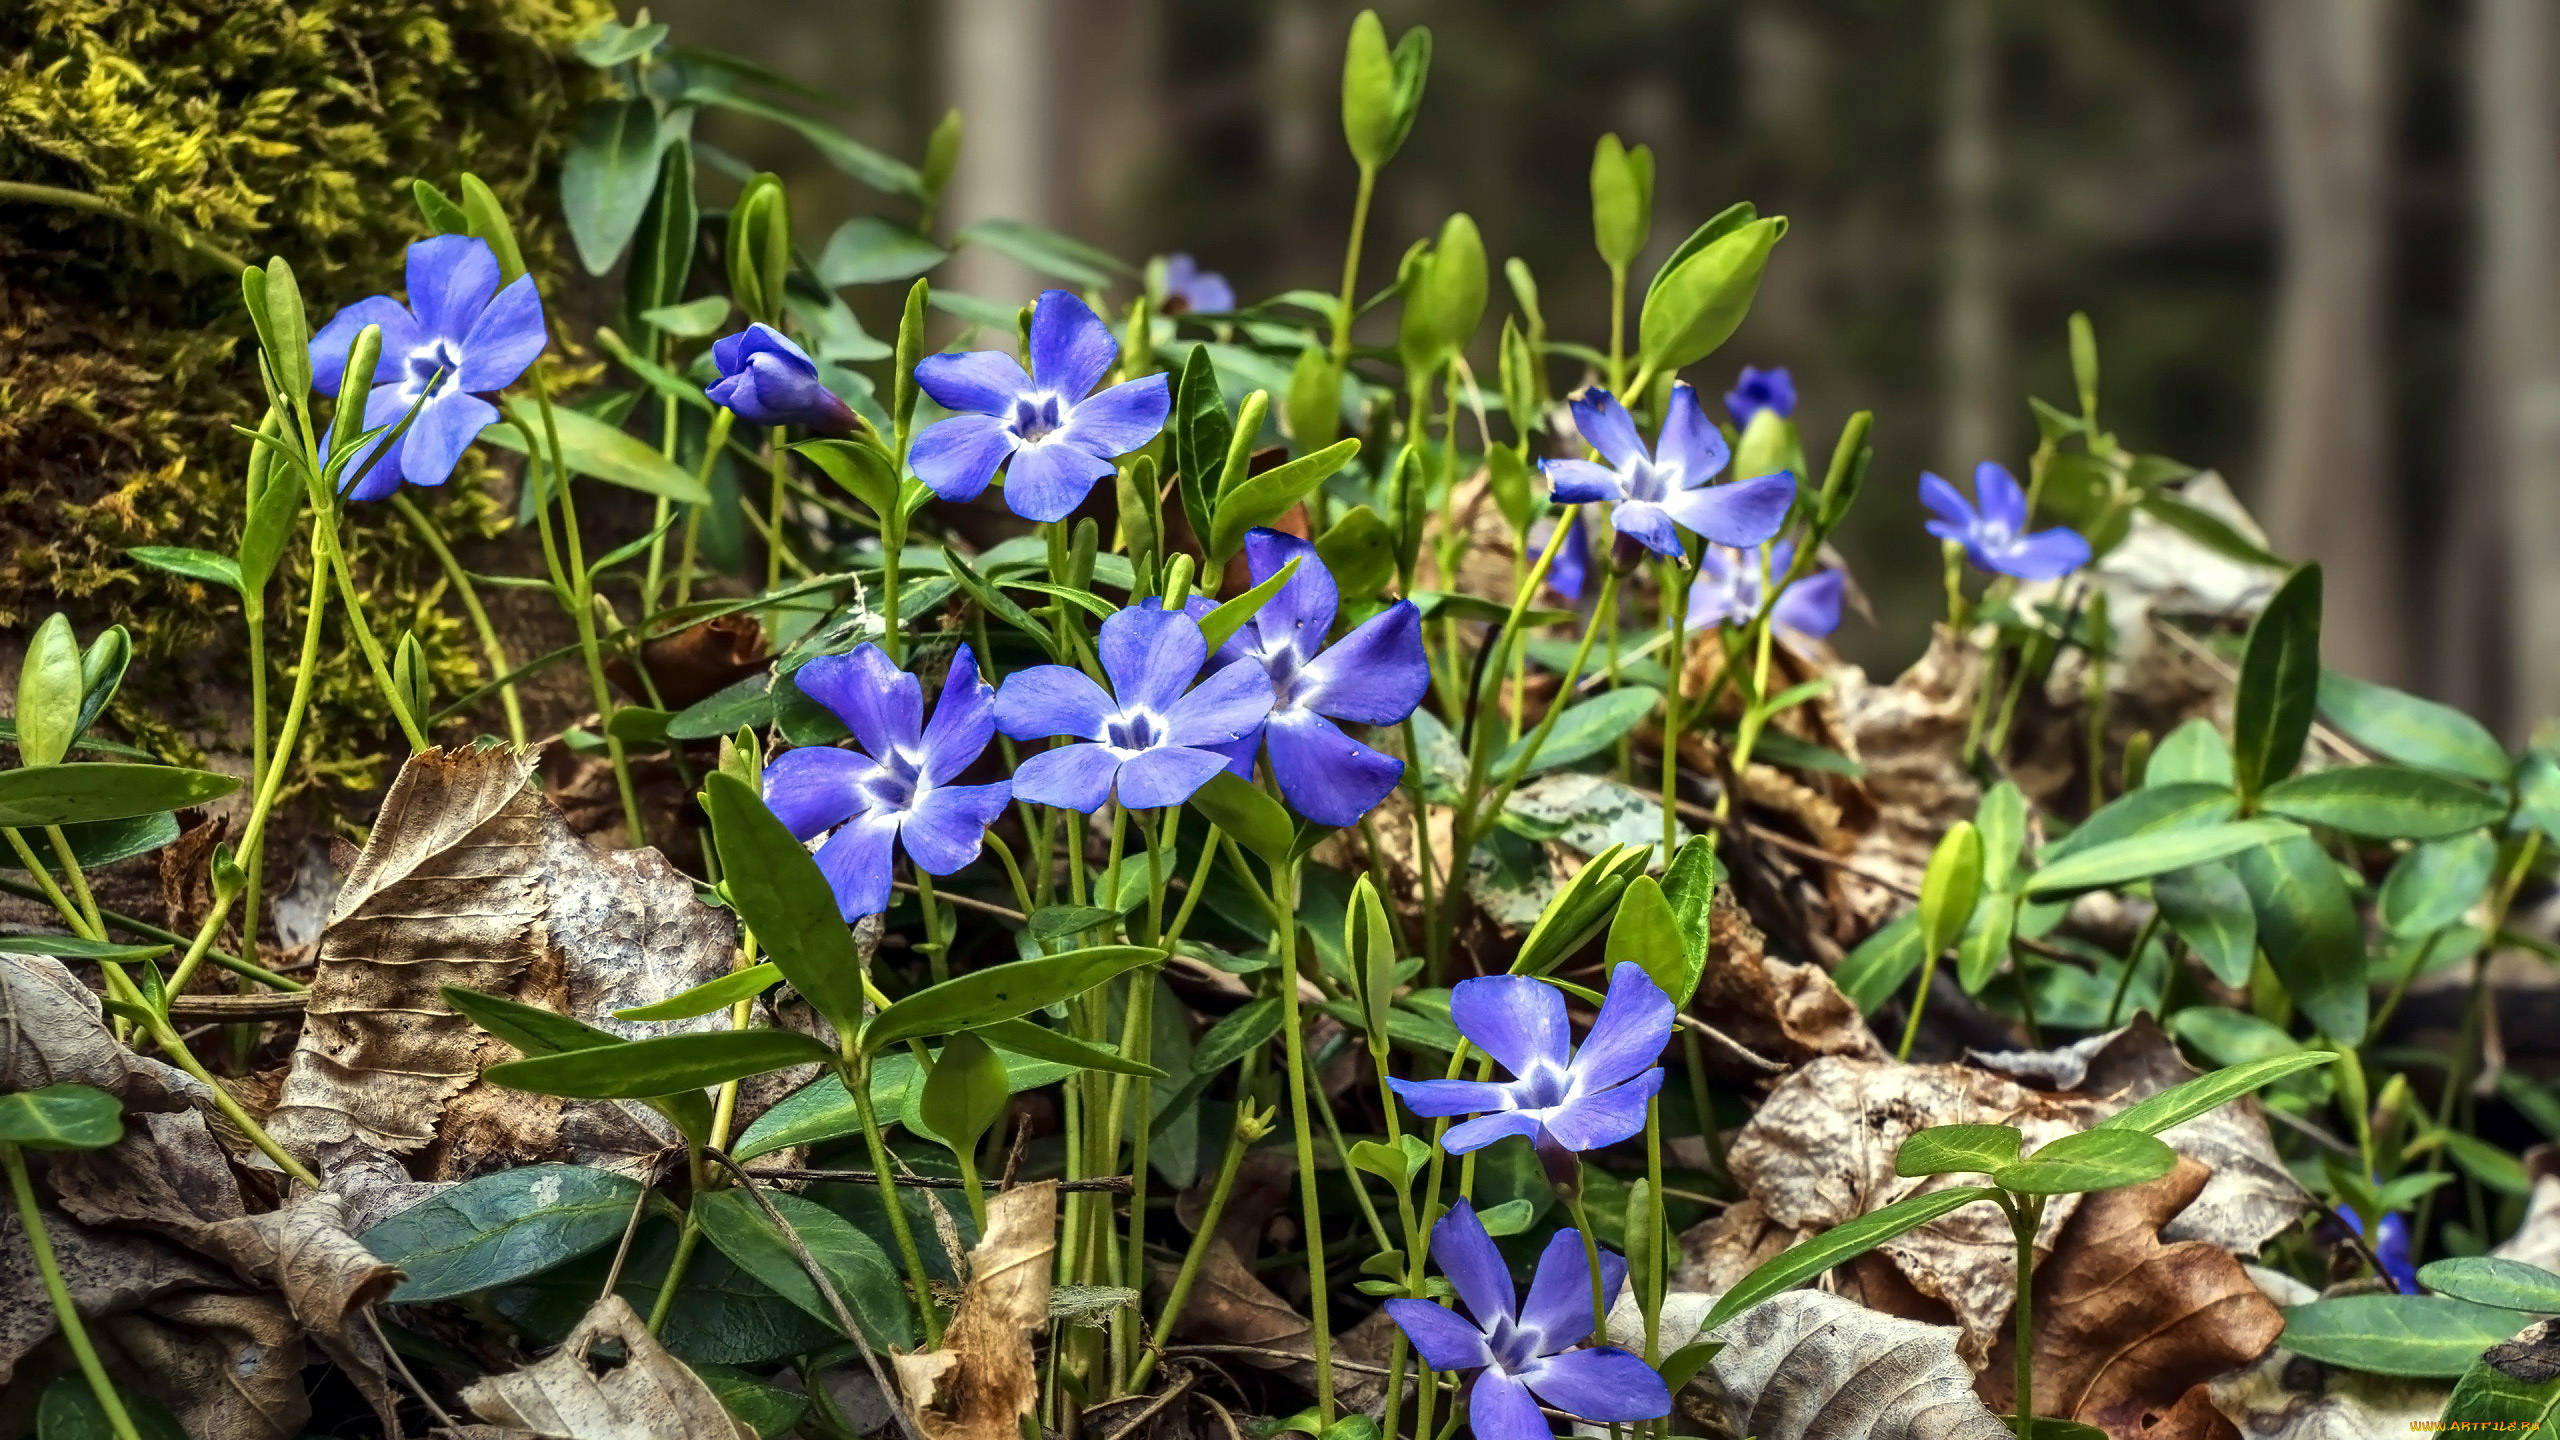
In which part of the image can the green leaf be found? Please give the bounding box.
[562,97,673,275]
[1992,1127,2176,1195]
[0,934,169,963]
[2231,564,2323,801]
[942,545,1059,662]
[0,1084,120,1151]
[14,613,83,769]
[1955,892,2017,994]
[35,1379,188,1440]
[1893,1123,2022,1177]
[625,140,697,331]
[692,1187,913,1349]
[956,217,1129,287]
[2259,764,2505,840]
[1496,686,1663,778]
[1835,912,1924,1013]
[818,217,947,288]
[1199,557,1305,653]
[2382,832,2500,939]
[1316,505,1397,603]
[1590,133,1654,272]
[2163,1006,2303,1069]
[1637,215,1785,375]
[731,1059,915,1162]
[2042,782,2239,866]
[1190,770,1295,868]
[126,546,242,593]
[695,1363,810,1439]
[1208,440,1362,561]
[486,1028,835,1100]
[2145,718,2235,788]
[1349,874,1397,1049]
[1974,782,2028,892]
[705,771,868,1037]
[362,1164,644,1302]
[576,18,669,66]
[2152,862,2257,988]
[2234,833,2369,1041]
[2023,818,2302,897]
[915,1029,1010,1156]
[2443,1131,2534,1196]
[642,295,728,338]
[2094,1051,2338,1136]
[1173,346,1228,551]
[1606,875,1695,1006]
[1700,1185,1999,1331]
[2419,1256,2560,1314]
[612,963,780,1022]
[865,946,1163,1053]
[2442,1357,2560,1428]
[440,984,624,1056]
[974,1017,1166,1079]
[794,438,900,519]
[1193,996,1283,1076]
[0,762,241,827]
[1340,10,1430,170]
[2137,492,2287,569]
[1917,821,1984,960]
[489,400,713,505]
[2280,1294,2522,1378]
[1512,843,1653,978]
[2319,669,2511,785]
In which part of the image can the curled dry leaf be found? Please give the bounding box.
[97,1288,307,1440]
[0,1196,234,1388]
[1976,1158,2285,1438]
[1692,891,1885,1073]
[459,1293,755,1439]
[0,951,204,1112]
[894,1179,1056,1440]
[1822,625,1987,932]
[1609,1287,2009,1440]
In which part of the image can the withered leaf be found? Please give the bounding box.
[459,1293,754,1439]
[895,1180,1055,1440]
[1977,1158,2285,1438]
[1693,892,1885,1071]
[0,1195,232,1388]
[0,951,203,1112]
[98,1289,308,1440]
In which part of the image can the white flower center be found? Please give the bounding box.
[1010,391,1068,444]
[1097,706,1169,757]
[405,339,462,399]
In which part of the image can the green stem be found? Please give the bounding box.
[1131,1077,1262,1394]
[850,1054,943,1346]
[311,499,429,752]
[1273,856,1334,1422]
[0,180,249,272]
[765,426,792,593]
[5,1144,143,1440]
[1659,560,1690,864]
[2009,1194,2041,1433]
[1332,166,1378,366]
[42,825,106,943]
[2105,906,2164,1030]
[529,360,645,847]
[646,1216,704,1333]
[105,965,316,1186]
[391,492,525,746]
[1896,941,1947,1062]
[4,829,95,940]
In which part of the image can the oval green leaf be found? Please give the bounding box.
[865,946,1162,1053]
[1895,1123,2022,1178]
[0,1083,121,1151]
[2280,1293,2523,1378]
[705,771,867,1037]
[2232,563,2322,801]
[2259,764,2506,841]
[1700,1185,1999,1332]
[2319,669,2511,785]
[1993,1127,2176,1196]
[2418,1257,2560,1315]
[363,1164,644,1302]
[614,963,782,1023]
[0,762,240,828]
[2024,818,2303,898]
[486,1028,834,1100]
[2095,1051,2338,1137]
[693,1187,914,1349]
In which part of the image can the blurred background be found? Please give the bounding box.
[650,0,2560,737]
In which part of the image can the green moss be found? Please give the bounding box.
[0,0,610,781]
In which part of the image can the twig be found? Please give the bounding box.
[598,1183,654,1302]
[748,1165,1133,1193]
[1100,1367,1199,1440]
[163,992,308,1022]
[364,1307,460,1430]
[892,879,1024,922]
[1000,1111,1032,1191]
[1161,1344,1396,1378]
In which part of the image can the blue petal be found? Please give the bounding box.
[1001,441,1115,523]
[1543,514,1590,603]
[1450,974,1571,1076]
[993,664,1115,741]
[900,781,1010,874]
[1027,289,1117,399]
[1975,461,2028,533]
[1774,568,1846,639]
[1099,606,1209,716]
[397,390,500,490]
[1570,387,1648,469]
[1114,746,1233,808]
[1430,1201,1517,1329]
[814,814,898,919]
[1385,1077,1521,1118]
[1989,527,2091,581]
[1465,1370,1548,1440]
[713,323,814,376]
[1011,743,1120,813]
[1243,528,1338,651]
[309,296,418,398]
[1609,499,1683,557]
[1301,601,1426,726]
[1654,382,1729,483]
[1522,1346,1672,1423]
[333,384,413,500]
[759,746,872,839]
[1265,710,1402,826]
[919,645,997,784]
[1161,656,1274,749]
[1925,518,1974,548]
[405,235,501,343]
[1542,1068,1663,1152]
[1663,472,1796,549]
[456,275,546,392]
[916,349,1034,415]
[1918,472,1976,528]
[794,645,921,760]
[1058,373,1171,456]
[911,414,1016,502]
[1382,1299,1492,1373]
[1517,1227,1623,1352]
[1570,963,1675,1090]
[1544,458,1624,505]
[1443,1110,1543,1154]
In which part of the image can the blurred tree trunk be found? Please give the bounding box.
[1061,0,1163,260]
[941,0,1056,301]
[1938,0,2006,476]
[2448,0,2560,734]
[2257,0,2404,683]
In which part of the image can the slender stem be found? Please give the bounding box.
[1332,166,1378,367]
[5,1145,144,1440]
[42,825,106,942]
[312,501,429,751]
[850,1054,943,1346]
[1272,856,1334,1422]
[1659,560,1690,864]
[391,493,525,745]
[1606,264,1628,394]
[1132,1078,1262,1394]
[4,829,95,940]
[106,965,316,1186]
[529,360,645,847]
[765,426,792,593]
[645,1217,704,1333]
[2105,906,2165,1030]
[2010,1194,2040,1433]
[1897,940,1947,1062]
[914,872,949,985]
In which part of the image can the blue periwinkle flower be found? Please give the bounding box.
[1160,254,1236,316]
[1208,530,1428,827]
[1529,512,1593,605]
[994,606,1274,812]
[1384,1200,1671,1440]
[1542,383,1796,559]
[1389,962,1672,1160]
[1687,540,1845,643]
[911,289,1171,522]
[310,235,548,502]
[707,324,860,436]
[762,644,1012,920]
[1724,364,1796,428]
[2335,1205,2419,1294]
[1921,462,2092,581]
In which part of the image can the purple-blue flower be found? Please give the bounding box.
[1686,540,1845,643]
[1388,963,1672,1161]
[310,235,548,502]
[911,290,1171,523]
[1205,530,1427,827]
[1542,383,1795,559]
[707,324,859,436]
[993,606,1274,813]
[1724,364,1796,429]
[761,644,1012,920]
[1384,1201,1671,1440]
[1530,512,1592,605]
[1160,254,1235,316]
[2335,1205,2419,1294]
[1921,462,2091,581]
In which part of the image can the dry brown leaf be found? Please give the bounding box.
[459,1294,753,1439]
[2203,1342,2446,1438]
[98,1290,308,1440]
[1693,893,1885,1071]
[1611,1288,2010,1440]
[895,1180,1056,1440]
[1976,1158,2284,1438]
[0,1194,233,1388]
[1825,626,1987,932]
[0,951,204,1111]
